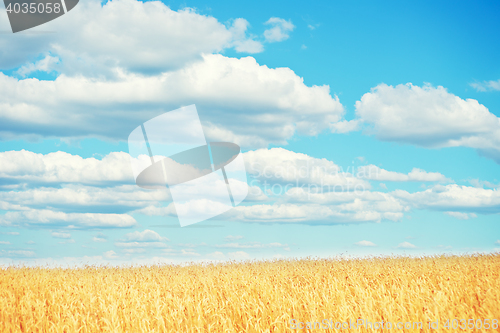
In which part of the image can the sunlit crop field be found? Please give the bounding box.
[1,254,499,332]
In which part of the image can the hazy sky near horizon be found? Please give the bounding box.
[0,0,499,266]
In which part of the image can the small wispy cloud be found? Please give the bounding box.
[263,17,295,43]
[103,250,118,259]
[124,230,169,242]
[51,232,71,239]
[307,23,320,30]
[470,79,500,92]
[1,250,35,257]
[445,212,477,220]
[397,241,416,249]
[225,235,243,242]
[16,55,60,77]
[355,240,377,247]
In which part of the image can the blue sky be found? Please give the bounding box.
[0,0,499,266]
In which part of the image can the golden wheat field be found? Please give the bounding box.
[1,254,499,332]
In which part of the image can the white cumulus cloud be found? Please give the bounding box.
[243,148,369,190]
[0,55,344,147]
[0,209,136,228]
[1,0,261,74]
[124,229,169,242]
[393,184,500,214]
[264,17,295,43]
[16,55,60,77]
[357,165,451,182]
[103,250,118,259]
[0,150,134,185]
[352,83,500,163]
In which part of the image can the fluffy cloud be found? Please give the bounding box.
[138,187,408,225]
[0,0,330,149]
[244,148,369,190]
[0,150,176,226]
[0,150,134,185]
[357,165,451,182]
[355,240,377,247]
[468,179,500,189]
[0,184,169,214]
[394,184,500,214]
[16,55,60,77]
[51,231,71,239]
[0,209,136,228]
[225,235,243,241]
[227,202,403,224]
[124,229,169,242]
[444,211,477,220]
[470,79,500,92]
[284,188,408,216]
[92,236,107,243]
[263,17,295,43]
[2,147,496,229]
[330,119,361,133]
[396,242,416,249]
[0,55,344,147]
[353,83,500,162]
[103,250,118,259]
[115,229,169,250]
[0,0,260,74]
[229,18,264,53]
